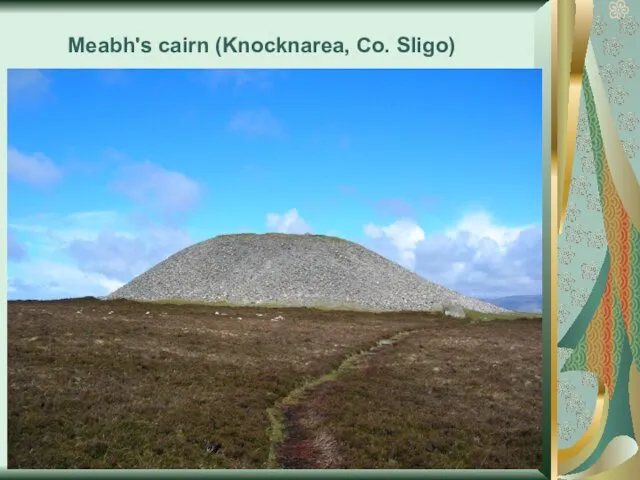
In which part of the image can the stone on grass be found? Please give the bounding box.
[443,302,466,319]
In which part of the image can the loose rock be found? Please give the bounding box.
[108,233,509,314]
[443,302,466,319]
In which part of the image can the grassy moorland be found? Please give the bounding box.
[276,318,542,469]
[8,298,541,469]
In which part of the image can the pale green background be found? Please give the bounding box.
[0,7,540,69]
[0,4,545,471]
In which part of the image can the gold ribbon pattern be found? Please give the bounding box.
[552,0,640,478]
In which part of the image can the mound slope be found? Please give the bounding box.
[108,233,507,314]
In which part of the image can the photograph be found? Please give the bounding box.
[7,68,543,469]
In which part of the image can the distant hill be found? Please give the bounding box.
[481,295,542,314]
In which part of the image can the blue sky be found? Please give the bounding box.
[8,68,542,300]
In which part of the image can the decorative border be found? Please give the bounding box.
[6,0,637,478]
[0,471,546,479]
[549,1,640,479]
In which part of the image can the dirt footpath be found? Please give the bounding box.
[276,318,542,469]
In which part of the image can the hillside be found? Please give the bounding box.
[109,233,508,314]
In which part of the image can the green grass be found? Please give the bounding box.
[109,297,537,321]
[463,309,542,321]
[104,297,445,315]
[67,296,542,323]
[218,232,346,242]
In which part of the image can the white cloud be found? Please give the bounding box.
[8,69,50,104]
[8,147,62,187]
[363,219,425,269]
[447,211,526,250]
[8,211,193,297]
[228,108,284,138]
[112,160,201,214]
[10,205,539,300]
[266,208,312,234]
[364,211,541,298]
[9,211,130,254]
[67,223,191,282]
[9,260,125,300]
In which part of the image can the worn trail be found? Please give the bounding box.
[265,328,421,468]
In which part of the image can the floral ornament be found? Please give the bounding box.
[586,230,607,249]
[575,135,593,153]
[564,224,586,244]
[559,246,576,265]
[586,193,602,212]
[560,382,579,412]
[581,262,599,281]
[559,348,574,368]
[577,115,589,133]
[608,85,629,105]
[571,287,590,308]
[581,155,597,174]
[598,64,617,83]
[559,420,576,442]
[593,15,607,35]
[618,58,640,78]
[565,386,588,413]
[558,368,574,391]
[558,303,571,326]
[602,38,624,57]
[619,15,639,35]
[559,272,576,292]
[617,112,640,131]
[565,204,581,224]
[575,408,593,432]
[570,175,592,196]
[581,373,598,389]
[609,0,630,21]
[622,139,639,159]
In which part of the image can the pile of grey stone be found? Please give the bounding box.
[108,233,509,315]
